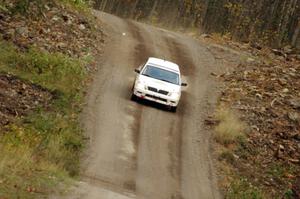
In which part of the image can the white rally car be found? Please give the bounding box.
[131,57,187,112]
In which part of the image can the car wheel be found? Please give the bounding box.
[170,106,177,113]
[131,94,138,101]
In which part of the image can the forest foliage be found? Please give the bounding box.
[94,0,300,49]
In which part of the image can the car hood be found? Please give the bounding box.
[138,75,180,92]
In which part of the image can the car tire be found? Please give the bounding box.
[170,106,177,113]
[131,94,138,101]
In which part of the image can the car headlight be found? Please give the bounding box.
[136,80,147,90]
[169,91,180,97]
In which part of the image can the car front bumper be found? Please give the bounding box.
[133,87,179,107]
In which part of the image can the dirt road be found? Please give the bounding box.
[60,11,223,199]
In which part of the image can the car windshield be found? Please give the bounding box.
[142,65,179,85]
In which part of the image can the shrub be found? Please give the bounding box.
[214,107,246,145]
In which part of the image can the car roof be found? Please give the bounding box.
[146,57,180,73]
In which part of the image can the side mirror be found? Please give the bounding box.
[134,69,140,73]
[181,83,188,87]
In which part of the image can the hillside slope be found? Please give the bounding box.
[0,0,104,197]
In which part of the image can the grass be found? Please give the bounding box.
[219,150,236,164]
[219,153,299,199]
[266,163,298,183]
[0,3,8,12]
[59,0,91,13]
[214,107,246,145]
[0,39,87,198]
[0,134,71,198]
[226,178,265,199]
[0,40,86,96]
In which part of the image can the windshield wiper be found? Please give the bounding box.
[142,74,152,77]
[157,78,175,84]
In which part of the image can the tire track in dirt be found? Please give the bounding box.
[124,20,148,192]
[162,34,199,199]
[161,32,221,199]
[127,22,185,199]
[163,36,196,77]
[166,108,184,199]
[125,20,162,193]
[127,21,156,66]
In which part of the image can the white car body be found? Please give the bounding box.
[132,57,187,112]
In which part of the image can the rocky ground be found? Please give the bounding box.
[201,35,300,198]
[0,0,104,59]
[0,73,53,128]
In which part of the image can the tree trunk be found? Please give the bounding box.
[148,0,158,19]
[94,0,101,10]
[100,0,108,11]
[130,0,140,18]
[292,19,300,47]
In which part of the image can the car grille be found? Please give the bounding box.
[148,86,158,92]
[146,94,167,102]
[148,86,169,95]
[158,90,169,95]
